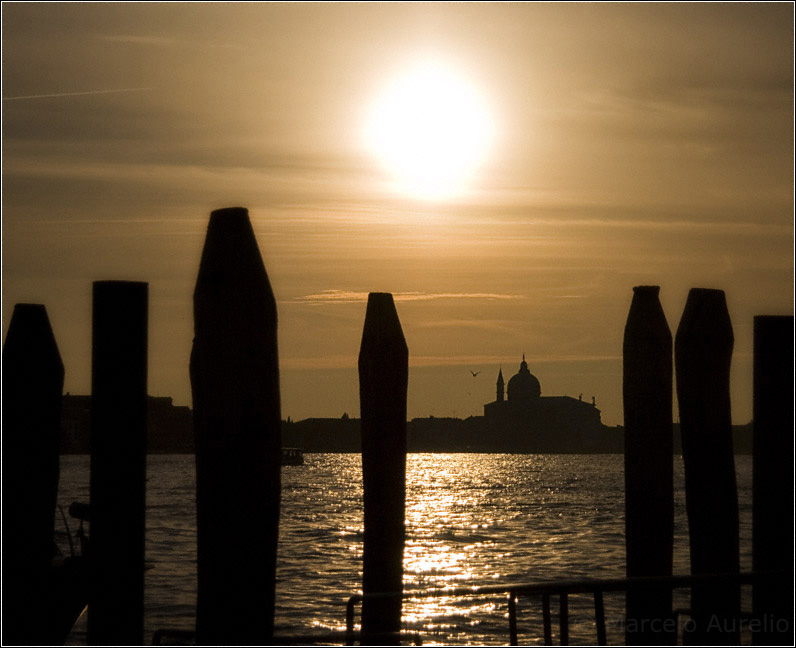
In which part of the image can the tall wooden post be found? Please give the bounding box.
[752,315,794,645]
[88,281,148,645]
[359,293,408,644]
[2,304,64,646]
[191,207,282,645]
[675,288,739,645]
[623,286,674,644]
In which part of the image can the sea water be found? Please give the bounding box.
[57,454,753,645]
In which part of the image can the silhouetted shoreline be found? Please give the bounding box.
[59,394,754,455]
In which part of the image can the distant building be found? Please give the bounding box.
[60,394,193,454]
[286,357,616,453]
[59,385,750,455]
[482,355,605,451]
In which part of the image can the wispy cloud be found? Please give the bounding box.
[97,33,243,51]
[413,318,521,331]
[2,87,155,101]
[98,34,179,47]
[279,353,622,370]
[292,290,526,304]
[406,354,623,368]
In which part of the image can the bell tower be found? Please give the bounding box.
[496,368,505,402]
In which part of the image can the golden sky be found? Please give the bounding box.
[2,2,793,425]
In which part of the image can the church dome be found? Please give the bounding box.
[507,355,541,402]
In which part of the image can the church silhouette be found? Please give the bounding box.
[482,355,604,451]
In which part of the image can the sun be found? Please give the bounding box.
[364,61,494,201]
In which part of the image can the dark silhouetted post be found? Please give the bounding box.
[675,288,739,645]
[2,304,64,646]
[752,315,794,646]
[88,281,148,646]
[622,286,674,645]
[191,207,282,645]
[359,293,408,644]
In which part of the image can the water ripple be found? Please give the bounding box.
[57,453,753,645]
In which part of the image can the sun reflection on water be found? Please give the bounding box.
[400,455,521,643]
[393,453,648,644]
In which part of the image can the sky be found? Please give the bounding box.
[2,2,793,426]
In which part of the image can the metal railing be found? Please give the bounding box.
[152,628,423,646]
[152,629,423,646]
[345,572,760,646]
[151,572,761,645]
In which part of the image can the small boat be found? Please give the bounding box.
[281,447,304,466]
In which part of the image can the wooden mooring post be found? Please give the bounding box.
[622,286,674,645]
[752,315,794,645]
[191,207,282,645]
[2,304,65,646]
[359,292,408,644]
[88,281,148,645]
[675,288,740,645]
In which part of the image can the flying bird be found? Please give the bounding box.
[470,370,480,377]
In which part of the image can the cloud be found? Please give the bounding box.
[97,34,180,47]
[400,354,622,367]
[2,87,155,102]
[413,318,522,331]
[292,290,526,305]
[278,352,622,370]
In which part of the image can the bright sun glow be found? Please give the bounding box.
[365,61,494,201]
